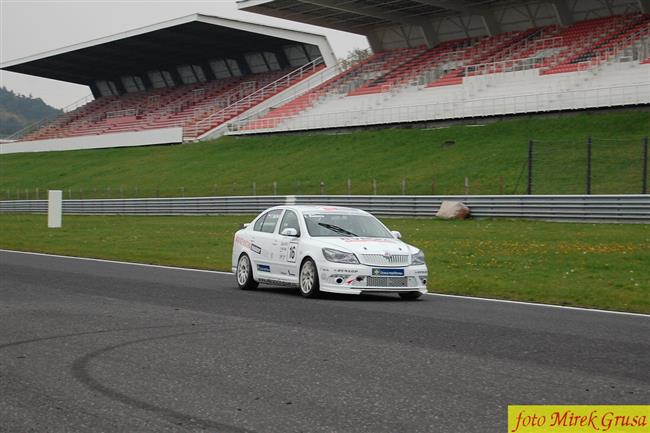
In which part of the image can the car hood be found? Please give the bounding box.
[316,237,417,255]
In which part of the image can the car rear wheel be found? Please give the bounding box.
[299,258,320,298]
[236,254,258,290]
[398,291,422,300]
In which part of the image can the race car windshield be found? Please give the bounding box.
[304,213,392,238]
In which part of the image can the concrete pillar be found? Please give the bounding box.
[420,24,439,48]
[48,190,62,228]
[551,0,575,27]
[638,0,650,13]
[366,31,385,53]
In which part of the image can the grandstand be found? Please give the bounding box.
[18,66,323,141]
[232,0,650,134]
[0,14,336,152]
[1,1,649,152]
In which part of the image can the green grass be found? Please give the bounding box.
[1,214,648,313]
[1,111,648,199]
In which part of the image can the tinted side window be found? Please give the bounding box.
[279,210,300,236]
[261,210,283,233]
[253,213,267,232]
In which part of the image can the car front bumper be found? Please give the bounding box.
[318,263,428,295]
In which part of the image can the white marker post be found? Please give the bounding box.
[48,190,62,228]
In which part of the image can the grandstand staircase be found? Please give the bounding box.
[241,53,406,130]
[183,59,325,139]
[346,47,427,95]
[370,38,475,91]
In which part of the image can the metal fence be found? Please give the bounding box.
[1,195,648,222]
[527,136,648,195]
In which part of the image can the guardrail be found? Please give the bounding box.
[1,195,648,222]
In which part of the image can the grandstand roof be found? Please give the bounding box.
[239,0,644,50]
[238,0,509,32]
[0,13,336,85]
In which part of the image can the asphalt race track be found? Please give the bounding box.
[1,250,648,433]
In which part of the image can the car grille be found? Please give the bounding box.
[366,276,409,288]
[360,254,410,266]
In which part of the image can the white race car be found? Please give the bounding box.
[232,205,428,299]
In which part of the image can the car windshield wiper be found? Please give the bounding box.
[317,222,357,237]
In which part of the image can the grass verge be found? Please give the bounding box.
[1,111,648,197]
[1,214,648,313]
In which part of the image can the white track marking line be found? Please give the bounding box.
[424,292,649,318]
[0,249,232,275]
[1,249,647,318]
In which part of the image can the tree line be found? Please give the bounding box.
[0,87,62,138]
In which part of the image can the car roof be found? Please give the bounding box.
[268,205,369,214]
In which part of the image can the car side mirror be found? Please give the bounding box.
[391,230,402,239]
[281,228,299,237]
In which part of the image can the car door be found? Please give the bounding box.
[248,209,282,278]
[274,209,302,283]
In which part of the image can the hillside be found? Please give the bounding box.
[0,87,62,138]
[0,110,648,199]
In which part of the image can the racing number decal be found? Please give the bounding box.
[288,243,297,263]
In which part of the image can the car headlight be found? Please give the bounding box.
[322,248,359,264]
[411,250,425,265]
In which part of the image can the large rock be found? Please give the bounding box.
[436,201,470,219]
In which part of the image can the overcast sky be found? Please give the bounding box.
[0,0,369,108]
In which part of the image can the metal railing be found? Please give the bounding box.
[599,23,650,64]
[184,57,325,139]
[404,50,467,87]
[1,195,648,222]
[542,17,647,72]
[491,34,563,64]
[228,82,650,134]
[106,108,138,119]
[223,55,404,134]
[556,22,650,72]
[464,56,544,76]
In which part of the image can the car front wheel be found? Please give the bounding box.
[236,254,258,290]
[299,258,320,298]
